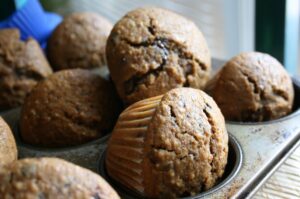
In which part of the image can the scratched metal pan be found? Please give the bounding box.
[1,107,109,172]
[1,60,300,198]
[98,133,243,199]
[96,60,300,198]
[97,78,300,198]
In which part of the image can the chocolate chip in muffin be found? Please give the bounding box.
[205,52,294,122]
[0,29,53,111]
[106,7,211,105]
[20,69,122,147]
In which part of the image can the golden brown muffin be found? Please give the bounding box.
[0,117,17,166]
[0,29,53,111]
[106,88,228,198]
[20,69,122,147]
[47,12,112,70]
[106,7,211,105]
[205,52,294,122]
[0,157,120,199]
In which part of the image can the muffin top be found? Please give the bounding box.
[205,52,294,122]
[106,7,211,105]
[0,117,17,166]
[0,29,53,111]
[20,69,121,147]
[0,157,120,199]
[106,88,228,198]
[47,12,112,70]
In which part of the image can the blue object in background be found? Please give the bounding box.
[0,0,62,48]
[15,0,27,10]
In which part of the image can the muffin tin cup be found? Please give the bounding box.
[0,108,110,172]
[15,135,109,172]
[98,133,243,199]
[215,77,300,198]
[0,67,114,172]
[1,61,300,197]
[96,77,300,198]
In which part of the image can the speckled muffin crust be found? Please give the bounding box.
[0,117,17,166]
[47,12,112,70]
[20,69,121,147]
[106,88,228,198]
[0,29,53,111]
[106,7,211,105]
[0,157,120,199]
[205,52,294,122]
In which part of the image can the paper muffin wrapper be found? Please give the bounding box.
[106,95,163,195]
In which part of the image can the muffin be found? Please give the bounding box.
[47,12,112,70]
[0,29,53,111]
[0,117,17,166]
[106,7,211,105]
[20,69,121,147]
[106,88,228,198]
[205,52,294,122]
[0,157,120,199]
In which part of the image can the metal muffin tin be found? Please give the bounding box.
[98,133,243,199]
[1,108,109,172]
[1,59,300,198]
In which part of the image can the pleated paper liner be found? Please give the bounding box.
[100,133,243,199]
[106,95,163,196]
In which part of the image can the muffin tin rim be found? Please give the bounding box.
[13,123,111,152]
[226,108,300,126]
[97,133,243,199]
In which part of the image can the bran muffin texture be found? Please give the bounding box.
[206,52,294,122]
[0,117,17,166]
[0,157,120,199]
[106,88,228,198]
[47,12,112,70]
[0,29,52,111]
[106,7,211,105]
[20,69,121,147]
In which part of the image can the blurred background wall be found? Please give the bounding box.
[41,0,255,61]
[39,0,300,75]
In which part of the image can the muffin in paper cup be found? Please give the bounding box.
[106,88,228,198]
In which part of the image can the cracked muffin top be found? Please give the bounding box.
[106,7,211,105]
[0,29,53,111]
[0,117,17,166]
[20,69,122,147]
[106,88,228,198]
[47,12,112,71]
[0,157,120,199]
[205,52,294,122]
